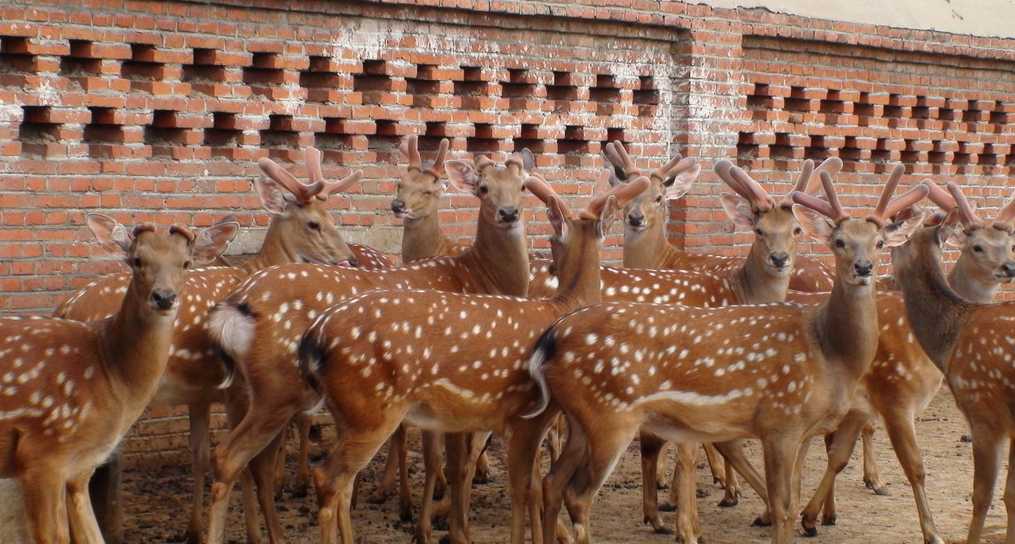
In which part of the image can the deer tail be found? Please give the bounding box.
[521,326,557,419]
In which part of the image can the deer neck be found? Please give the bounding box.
[552,231,603,313]
[458,209,530,296]
[948,253,999,304]
[98,281,176,407]
[242,221,297,273]
[893,230,971,373]
[623,222,673,269]
[731,243,790,304]
[402,213,446,263]
[813,278,878,381]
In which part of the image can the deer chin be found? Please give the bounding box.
[393,209,418,221]
[766,263,792,277]
[847,274,874,287]
[625,223,649,234]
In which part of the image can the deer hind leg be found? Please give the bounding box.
[369,425,405,504]
[416,431,442,544]
[881,408,943,544]
[507,416,555,544]
[89,453,123,544]
[313,416,405,544]
[22,465,70,544]
[673,442,701,544]
[965,424,1004,544]
[67,467,104,544]
[713,442,741,507]
[249,432,288,543]
[702,443,725,487]
[184,401,213,544]
[474,433,493,484]
[568,424,638,544]
[638,431,669,533]
[799,410,867,536]
[444,432,487,544]
[861,422,889,495]
[291,413,313,498]
[712,440,769,524]
[542,415,587,544]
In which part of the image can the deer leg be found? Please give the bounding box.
[702,443,725,487]
[861,422,889,495]
[715,442,741,507]
[966,424,1004,544]
[799,410,867,535]
[290,414,312,498]
[22,466,70,544]
[397,426,412,521]
[67,467,104,544]
[416,431,441,544]
[184,401,212,544]
[444,432,482,544]
[712,440,769,524]
[89,453,122,544]
[881,408,943,544]
[249,432,288,543]
[474,433,493,485]
[673,442,700,544]
[639,431,669,534]
[370,425,405,504]
[1004,439,1015,544]
[762,435,800,544]
[542,416,586,544]
[507,418,553,544]
[567,424,638,544]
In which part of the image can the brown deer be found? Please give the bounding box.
[204,151,542,544]
[604,142,835,292]
[891,181,1015,544]
[55,148,371,544]
[298,175,649,544]
[526,169,928,544]
[0,214,234,544]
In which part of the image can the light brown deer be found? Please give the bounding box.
[0,214,234,544]
[204,151,542,544]
[891,181,1015,544]
[526,169,928,544]
[297,175,648,544]
[54,148,372,544]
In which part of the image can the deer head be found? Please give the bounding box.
[391,135,450,222]
[603,141,700,236]
[85,214,238,315]
[792,164,928,287]
[255,147,364,266]
[715,157,843,277]
[924,180,1015,286]
[446,149,536,232]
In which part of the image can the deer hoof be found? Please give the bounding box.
[658,502,677,513]
[695,487,710,498]
[654,525,673,535]
[821,514,837,526]
[752,516,771,527]
[802,525,818,538]
[864,480,891,496]
[718,494,739,508]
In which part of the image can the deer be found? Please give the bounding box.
[0,213,234,544]
[891,181,1015,544]
[204,151,543,544]
[54,148,372,544]
[297,174,648,544]
[525,168,928,544]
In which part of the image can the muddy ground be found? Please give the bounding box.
[121,390,1005,543]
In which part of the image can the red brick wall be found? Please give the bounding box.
[0,0,1013,460]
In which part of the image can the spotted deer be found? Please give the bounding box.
[296,175,648,544]
[604,141,836,292]
[526,170,928,544]
[55,148,373,544]
[891,181,1015,544]
[204,151,543,544]
[0,214,234,544]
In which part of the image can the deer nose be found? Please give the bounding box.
[769,252,789,269]
[151,289,177,310]
[853,261,873,277]
[390,199,406,214]
[498,207,519,223]
[627,213,644,227]
[1003,262,1015,277]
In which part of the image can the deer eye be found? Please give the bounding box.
[307,221,321,231]
[974,245,984,253]
[655,195,663,203]
[793,227,802,236]
[834,239,846,249]
[183,260,192,269]
[754,228,764,236]
[876,240,885,249]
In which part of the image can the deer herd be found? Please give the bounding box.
[2,132,1015,544]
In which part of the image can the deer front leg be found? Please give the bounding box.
[543,416,586,544]
[638,431,670,533]
[293,414,313,498]
[966,424,1004,544]
[186,401,212,544]
[861,422,889,495]
[882,408,943,544]
[22,465,70,544]
[762,435,800,544]
[702,443,725,487]
[249,432,288,543]
[800,411,866,536]
[89,454,122,544]
[415,432,441,544]
[712,440,769,525]
[673,442,700,544]
[445,432,474,544]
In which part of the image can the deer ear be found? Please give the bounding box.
[942,223,968,249]
[192,220,240,264]
[86,213,132,255]
[793,205,836,243]
[597,194,622,238]
[255,177,290,215]
[720,193,755,229]
[546,198,570,241]
[445,160,479,193]
[663,162,700,198]
[882,207,927,248]
[518,148,535,173]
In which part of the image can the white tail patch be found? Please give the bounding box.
[521,337,551,419]
[304,394,325,415]
[216,364,235,390]
[208,304,256,361]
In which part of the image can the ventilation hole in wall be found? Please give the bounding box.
[316,117,355,163]
[367,119,399,162]
[300,55,342,103]
[407,64,440,108]
[0,37,34,78]
[633,76,658,117]
[546,71,578,112]
[243,52,284,98]
[804,136,829,161]
[606,128,627,146]
[454,66,486,110]
[990,104,1008,130]
[354,59,392,106]
[770,133,793,160]
[785,86,809,113]
[59,40,101,90]
[83,107,123,158]
[144,110,188,158]
[467,123,499,153]
[736,132,759,164]
[939,108,957,122]
[872,139,892,164]
[980,144,999,166]
[502,68,535,111]
[183,48,226,96]
[557,125,589,166]
[260,114,299,159]
[18,106,60,158]
[121,44,163,92]
[900,140,919,164]
[840,145,862,170]
[420,121,446,152]
[205,112,241,157]
[953,151,971,166]
[590,74,620,115]
[514,123,544,154]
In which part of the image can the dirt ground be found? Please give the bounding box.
[121,389,1007,543]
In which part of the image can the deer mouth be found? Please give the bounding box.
[392,209,417,221]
